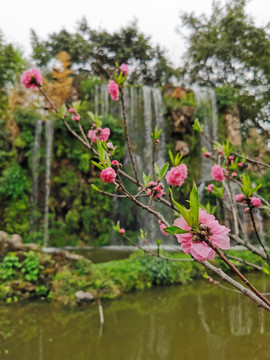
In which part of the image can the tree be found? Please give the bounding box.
[179,0,270,132]
[31,19,178,86]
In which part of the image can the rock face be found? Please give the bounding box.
[224,106,242,147]
[163,85,195,155]
[171,106,194,135]
[75,290,94,304]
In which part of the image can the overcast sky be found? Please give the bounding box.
[1,0,269,66]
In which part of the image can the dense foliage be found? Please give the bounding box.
[180,0,270,135]
[31,19,178,86]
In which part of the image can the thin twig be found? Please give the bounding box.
[226,254,263,271]
[202,261,270,312]
[121,233,193,262]
[249,207,270,261]
[204,239,270,308]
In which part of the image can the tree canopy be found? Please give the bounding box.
[31,19,178,86]
[180,0,270,132]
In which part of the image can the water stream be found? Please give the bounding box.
[0,273,269,360]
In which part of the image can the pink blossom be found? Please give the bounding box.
[217,148,225,156]
[231,171,237,177]
[165,164,188,187]
[244,207,249,212]
[20,68,42,90]
[107,80,119,101]
[174,208,230,262]
[112,160,118,166]
[235,193,245,202]
[68,108,74,113]
[99,127,110,142]
[120,229,125,234]
[72,115,80,121]
[158,220,169,236]
[101,167,116,183]
[107,142,114,150]
[208,277,213,283]
[250,197,261,207]
[238,162,243,167]
[88,127,110,143]
[229,156,234,160]
[203,152,212,158]
[146,181,164,198]
[206,184,214,193]
[211,165,226,182]
[120,63,129,76]
[88,129,97,143]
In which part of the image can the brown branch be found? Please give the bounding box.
[204,239,270,308]
[226,254,263,271]
[202,261,270,312]
[121,233,193,262]
[249,207,270,261]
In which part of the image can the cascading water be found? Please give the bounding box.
[194,88,218,184]
[43,121,54,247]
[31,119,54,247]
[90,84,167,244]
[32,120,43,210]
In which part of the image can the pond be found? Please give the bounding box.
[0,273,269,360]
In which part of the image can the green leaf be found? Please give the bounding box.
[154,163,160,178]
[192,118,203,132]
[169,188,191,226]
[91,184,100,192]
[105,152,111,167]
[241,174,251,196]
[72,100,81,112]
[113,220,120,232]
[163,226,191,235]
[168,150,175,166]
[91,160,104,170]
[160,162,169,179]
[189,182,199,228]
[248,184,262,197]
[143,172,148,186]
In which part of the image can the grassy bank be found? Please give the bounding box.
[0,248,267,305]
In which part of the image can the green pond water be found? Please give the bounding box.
[0,273,269,360]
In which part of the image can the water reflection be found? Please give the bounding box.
[0,274,269,360]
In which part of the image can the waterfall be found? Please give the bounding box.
[91,84,167,244]
[194,88,218,184]
[43,121,54,247]
[32,120,43,208]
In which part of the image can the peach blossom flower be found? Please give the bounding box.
[88,127,110,143]
[250,197,261,207]
[107,142,114,150]
[207,184,214,192]
[20,68,42,90]
[165,164,188,187]
[72,115,80,121]
[235,193,245,202]
[101,167,116,183]
[120,229,125,234]
[108,80,119,100]
[120,63,129,76]
[158,220,169,236]
[146,181,164,198]
[174,208,230,262]
[211,165,226,182]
